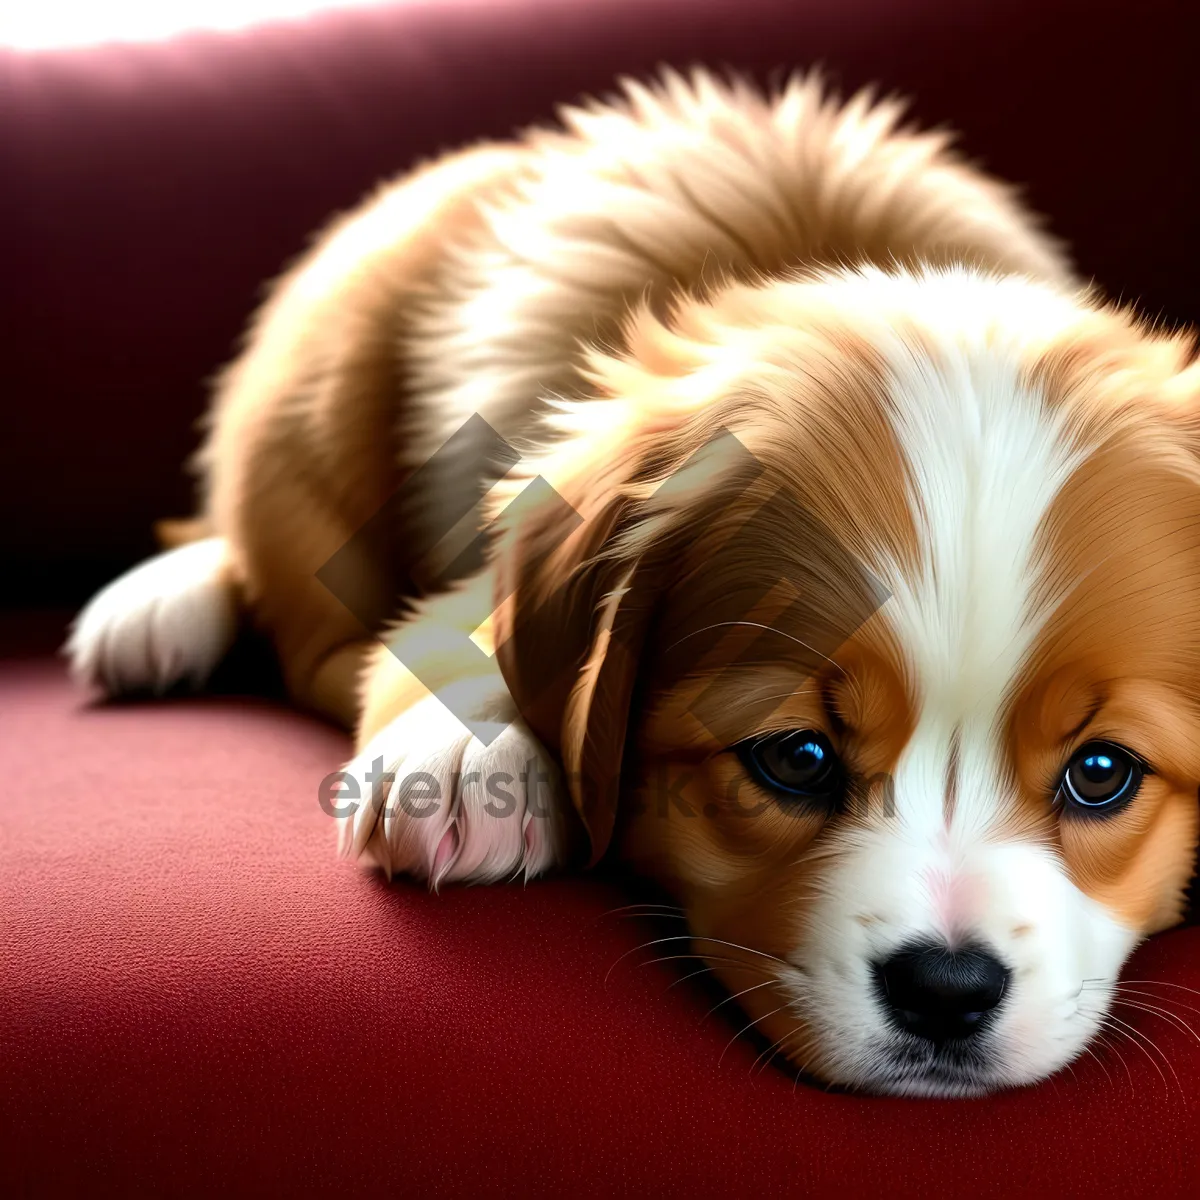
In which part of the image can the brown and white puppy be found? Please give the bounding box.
[68,71,1200,1096]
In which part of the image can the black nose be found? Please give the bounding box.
[874,943,1010,1043]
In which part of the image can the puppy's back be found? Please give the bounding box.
[76,71,1074,712]
[404,69,1075,460]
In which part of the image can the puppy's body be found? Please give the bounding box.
[70,72,1200,1096]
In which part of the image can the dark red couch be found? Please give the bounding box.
[3,2,1200,1194]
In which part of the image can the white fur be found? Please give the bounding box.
[341,684,571,887]
[777,276,1136,1094]
[869,268,1087,841]
[65,537,236,696]
[400,72,1071,476]
[798,829,1133,1095]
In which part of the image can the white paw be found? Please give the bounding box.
[338,688,572,887]
[65,537,237,696]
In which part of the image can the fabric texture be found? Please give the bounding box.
[2,1,1199,1193]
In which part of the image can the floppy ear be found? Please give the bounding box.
[490,476,661,866]
[490,419,757,865]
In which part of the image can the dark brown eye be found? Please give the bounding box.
[738,730,843,807]
[1060,742,1143,813]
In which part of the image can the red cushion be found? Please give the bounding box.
[3,614,1200,1193]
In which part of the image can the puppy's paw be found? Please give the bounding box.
[339,690,572,887]
[65,537,237,696]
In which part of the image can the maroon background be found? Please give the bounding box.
[3,1,1200,1194]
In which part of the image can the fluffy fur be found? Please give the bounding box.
[68,70,1200,1096]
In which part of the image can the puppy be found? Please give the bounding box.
[68,70,1200,1096]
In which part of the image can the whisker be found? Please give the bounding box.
[757,1025,812,1084]
[703,978,780,1022]
[753,1024,814,1087]
[610,911,689,922]
[749,1032,791,1077]
[1092,1029,1135,1090]
[1111,998,1200,1047]
[606,933,789,984]
[1110,986,1200,1020]
[1112,979,1200,1001]
[718,1001,796,1067]
[1075,1041,1114,1088]
[1102,1013,1179,1093]
[665,963,727,990]
[605,936,712,984]
[637,952,776,977]
[1099,1023,1157,1090]
[600,902,686,918]
[1086,981,1200,1091]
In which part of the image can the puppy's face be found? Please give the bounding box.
[496,268,1200,1096]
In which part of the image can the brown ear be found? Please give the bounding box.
[556,556,662,864]
[490,425,759,865]
[491,479,658,865]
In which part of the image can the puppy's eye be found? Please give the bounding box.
[1059,742,1143,813]
[738,730,843,805]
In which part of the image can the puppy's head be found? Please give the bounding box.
[494,266,1200,1095]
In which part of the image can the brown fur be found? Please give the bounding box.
[121,71,1200,1090]
[188,72,1070,746]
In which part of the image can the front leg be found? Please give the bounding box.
[340,642,574,887]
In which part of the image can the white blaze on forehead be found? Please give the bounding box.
[857,270,1087,837]
[777,273,1142,1093]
